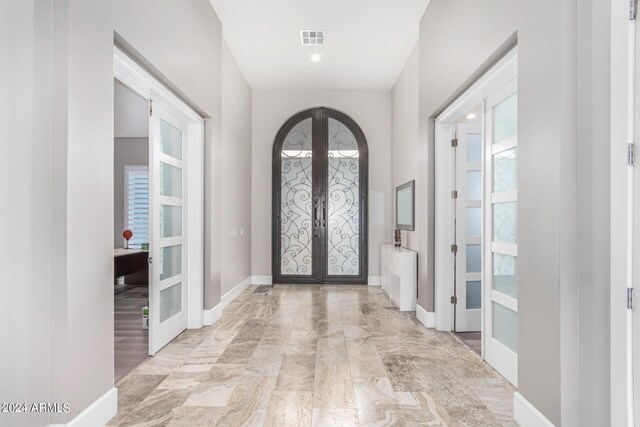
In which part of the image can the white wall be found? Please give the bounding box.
[251,90,393,279]
[412,0,611,424]
[392,44,420,252]
[220,42,252,295]
[113,137,148,249]
[0,1,231,425]
[0,2,54,426]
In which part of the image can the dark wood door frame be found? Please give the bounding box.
[272,107,368,284]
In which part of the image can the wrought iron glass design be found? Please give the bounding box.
[280,118,313,275]
[327,119,360,276]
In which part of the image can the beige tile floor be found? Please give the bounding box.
[108,284,517,426]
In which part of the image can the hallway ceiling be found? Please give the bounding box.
[209,0,430,90]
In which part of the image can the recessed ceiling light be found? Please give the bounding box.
[466,113,477,120]
[311,54,321,63]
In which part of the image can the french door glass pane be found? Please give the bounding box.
[160,244,182,281]
[466,244,481,273]
[493,202,517,244]
[467,171,482,200]
[467,133,482,163]
[160,162,182,198]
[327,118,360,276]
[160,205,182,238]
[160,119,182,160]
[492,302,518,352]
[466,281,481,309]
[467,207,481,237]
[493,93,518,143]
[493,253,517,298]
[280,118,313,275]
[493,148,517,192]
[160,282,182,323]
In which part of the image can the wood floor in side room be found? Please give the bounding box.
[115,286,150,383]
[108,284,516,426]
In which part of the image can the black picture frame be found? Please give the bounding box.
[396,180,415,231]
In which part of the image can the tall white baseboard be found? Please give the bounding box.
[202,302,223,326]
[203,276,252,326]
[252,275,273,285]
[221,276,253,306]
[513,392,555,427]
[47,387,117,427]
[416,304,435,328]
[367,276,381,286]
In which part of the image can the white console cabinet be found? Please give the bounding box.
[380,244,417,311]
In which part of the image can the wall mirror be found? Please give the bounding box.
[396,180,415,231]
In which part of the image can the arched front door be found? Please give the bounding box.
[272,107,368,284]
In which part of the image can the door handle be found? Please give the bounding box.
[322,200,326,227]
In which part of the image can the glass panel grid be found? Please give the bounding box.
[466,244,481,273]
[493,148,517,193]
[466,281,481,309]
[160,119,183,160]
[327,118,360,276]
[493,202,517,244]
[160,162,182,198]
[280,118,313,276]
[160,244,182,281]
[493,93,518,144]
[160,282,182,323]
[492,302,518,352]
[466,171,482,201]
[493,253,517,299]
[160,205,182,238]
[466,133,482,163]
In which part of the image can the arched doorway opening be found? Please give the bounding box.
[272,107,369,284]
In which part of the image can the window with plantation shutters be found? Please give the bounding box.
[124,165,149,249]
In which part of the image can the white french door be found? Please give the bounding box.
[484,79,518,386]
[148,102,189,355]
[454,123,483,332]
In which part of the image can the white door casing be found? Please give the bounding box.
[434,48,517,385]
[113,46,204,356]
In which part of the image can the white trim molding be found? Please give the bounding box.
[47,387,117,427]
[202,303,223,326]
[416,304,435,328]
[222,276,253,306]
[367,276,382,286]
[513,392,555,427]
[202,276,252,326]
[252,275,273,285]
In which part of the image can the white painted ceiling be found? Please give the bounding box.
[114,80,149,138]
[209,0,430,90]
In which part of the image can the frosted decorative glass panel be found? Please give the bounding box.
[160,205,182,238]
[492,302,518,352]
[466,281,481,309]
[493,202,517,244]
[160,244,182,281]
[280,118,313,275]
[467,133,482,163]
[467,171,481,200]
[160,162,182,198]
[466,244,481,273]
[494,148,517,193]
[160,119,182,160]
[493,253,517,298]
[327,118,360,276]
[493,93,518,143]
[467,207,481,237]
[160,282,182,323]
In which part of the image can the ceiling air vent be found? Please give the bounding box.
[300,30,324,46]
